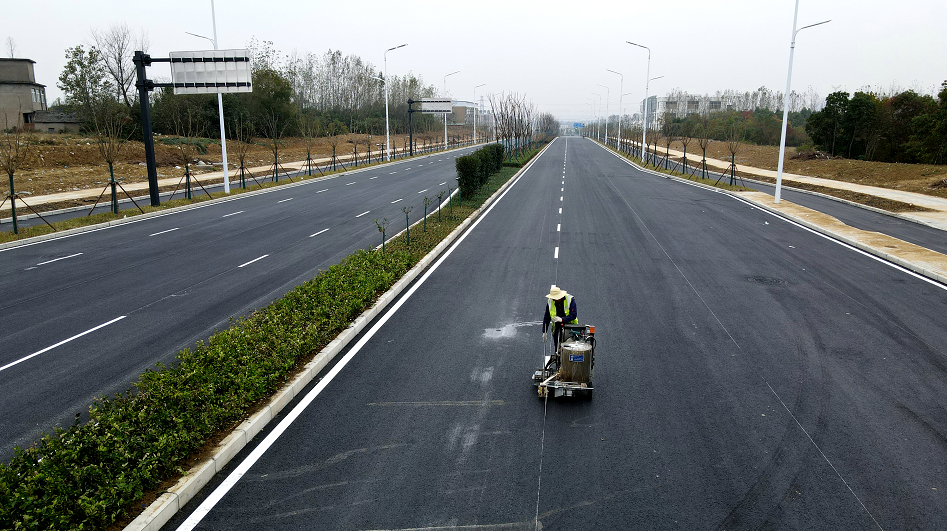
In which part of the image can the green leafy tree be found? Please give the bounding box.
[806,91,849,156]
[57,45,114,128]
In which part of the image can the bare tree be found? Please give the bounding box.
[695,119,712,179]
[261,110,291,182]
[230,117,261,189]
[1,111,43,234]
[678,120,693,175]
[298,112,321,176]
[660,113,676,170]
[169,100,211,200]
[718,123,746,187]
[91,23,149,107]
[5,37,15,58]
[89,104,142,215]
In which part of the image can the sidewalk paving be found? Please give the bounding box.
[654,146,947,231]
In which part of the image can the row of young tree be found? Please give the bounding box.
[804,84,947,164]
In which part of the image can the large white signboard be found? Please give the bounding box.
[420,98,453,113]
[169,49,252,95]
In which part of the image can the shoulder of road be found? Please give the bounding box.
[600,141,947,287]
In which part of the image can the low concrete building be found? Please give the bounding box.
[0,58,48,129]
[33,110,80,133]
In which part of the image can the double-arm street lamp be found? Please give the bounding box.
[595,83,610,145]
[384,43,407,161]
[443,70,460,149]
[591,92,602,140]
[606,69,624,150]
[775,2,829,203]
[627,41,651,163]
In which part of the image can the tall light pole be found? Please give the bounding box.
[775,3,829,203]
[595,83,610,146]
[587,101,595,137]
[627,41,651,163]
[606,69,623,150]
[384,43,407,161]
[591,92,602,140]
[473,83,485,144]
[443,70,459,150]
[185,0,230,193]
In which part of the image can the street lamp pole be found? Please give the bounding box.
[775,3,830,203]
[607,69,623,150]
[591,92,602,140]
[443,70,459,150]
[596,83,610,146]
[627,41,651,163]
[473,83,485,144]
[384,43,407,161]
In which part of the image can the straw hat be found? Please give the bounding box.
[545,285,568,300]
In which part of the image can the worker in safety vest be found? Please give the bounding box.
[542,285,577,350]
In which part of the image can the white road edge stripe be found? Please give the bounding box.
[36,252,83,265]
[149,228,179,237]
[0,316,126,373]
[238,254,269,268]
[175,135,553,531]
[309,229,329,238]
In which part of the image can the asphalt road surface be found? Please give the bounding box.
[167,137,947,530]
[0,146,478,459]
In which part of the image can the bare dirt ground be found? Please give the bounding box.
[8,131,445,199]
[664,139,947,200]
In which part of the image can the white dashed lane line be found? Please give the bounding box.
[554,246,559,259]
[418,189,427,194]
[36,253,83,266]
[346,182,356,186]
[557,224,560,232]
[316,189,328,193]
[355,211,371,218]
[223,211,243,217]
[391,198,403,204]
[278,198,293,203]
[149,228,179,237]
[439,182,446,186]
[370,176,378,180]
[238,254,269,268]
[309,228,329,238]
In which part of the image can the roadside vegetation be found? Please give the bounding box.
[0,143,539,530]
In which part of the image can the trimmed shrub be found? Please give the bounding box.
[455,154,481,198]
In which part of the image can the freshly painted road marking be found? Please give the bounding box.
[0,316,126,373]
[439,182,446,186]
[561,188,563,192]
[370,176,378,180]
[554,247,559,259]
[149,228,179,237]
[36,252,83,265]
[355,210,370,218]
[309,228,329,238]
[559,208,562,214]
[346,182,356,186]
[557,224,560,232]
[278,198,293,203]
[223,211,243,217]
[238,255,269,268]
[316,189,328,193]
[390,171,397,174]
[418,189,427,194]
[391,198,403,204]
[560,196,563,201]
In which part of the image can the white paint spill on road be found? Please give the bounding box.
[36,253,83,266]
[149,228,179,237]
[0,315,126,373]
[238,254,269,268]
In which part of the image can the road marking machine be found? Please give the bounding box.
[533,323,596,398]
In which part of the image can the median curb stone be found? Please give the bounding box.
[123,141,550,531]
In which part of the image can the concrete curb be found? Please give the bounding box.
[0,144,479,252]
[123,142,550,531]
[591,139,947,287]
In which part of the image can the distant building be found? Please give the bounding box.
[638,95,726,128]
[34,110,80,133]
[0,58,48,129]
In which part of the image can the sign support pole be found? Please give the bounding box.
[134,51,161,207]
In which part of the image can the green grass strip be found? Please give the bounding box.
[0,152,531,530]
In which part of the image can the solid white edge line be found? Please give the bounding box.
[222,211,243,218]
[355,211,370,218]
[591,138,947,293]
[309,229,329,238]
[175,137,554,531]
[237,254,269,268]
[0,316,126,373]
[277,198,293,203]
[36,252,82,265]
[149,228,179,237]
[554,246,559,259]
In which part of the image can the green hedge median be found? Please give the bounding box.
[0,146,541,531]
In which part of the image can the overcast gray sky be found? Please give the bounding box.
[8,0,946,122]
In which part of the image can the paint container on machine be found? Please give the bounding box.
[560,340,593,383]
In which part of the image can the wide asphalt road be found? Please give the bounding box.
[0,146,478,459]
[169,136,947,530]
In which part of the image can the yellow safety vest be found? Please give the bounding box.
[549,295,578,324]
